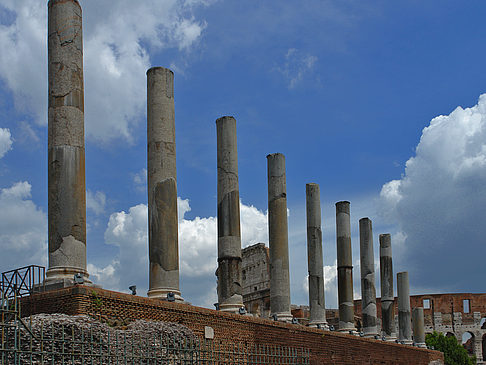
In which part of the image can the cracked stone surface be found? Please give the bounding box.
[380,233,396,339]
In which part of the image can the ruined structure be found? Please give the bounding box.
[412,307,426,348]
[46,0,89,286]
[379,233,396,341]
[146,67,182,301]
[216,116,243,312]
[397,271,413,344]
[267,153,292,322]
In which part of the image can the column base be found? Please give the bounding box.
[308,321,329,330]
[272,312,293,323]
[338,321,357,334]
[414,342,427,348]
[383,335,397,342]
[362,326,379,338]
[399,339,414,345]
[219,303,244,313]
[44,266,94,290]
[147,288,184,302]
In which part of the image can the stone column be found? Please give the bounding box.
[335,201,357,332]
[306,183,328,329]
[412,307,426,348]
[46,0,90,285]
[397,271,412,344]
[216,116,243,313]
[359,218,377,337]
[267,153,292,322]
[147,67,182,301]
[379,234,396,341]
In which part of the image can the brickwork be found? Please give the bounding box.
[21,285,443,365]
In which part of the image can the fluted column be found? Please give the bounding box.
[379,234,396,341]
[335,201,356,332]
[397,271,412,344]
[46,0,90,285]
[412,307,426,348]
[147,67,182,301]
[267,153,292,322]
[216,116,243,313]
[306,183,328,329]
[359,218,377,337]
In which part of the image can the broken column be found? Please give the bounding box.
[216,116,243,313]
[335,201,357,332]
[267,153,292,322]
[359,218,378,337]
[412,307,426,348]
[397,271,412,344]
[46,0,90,285]
[305,183,328,329]
[147,67,182,301]
[379,233,396,341]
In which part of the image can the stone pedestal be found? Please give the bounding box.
[216,116,243,313]
[412,307,426,348]
[335,201,357,332]
[46,0,90,286]
[306,183,328,329]
[397,271,412,345]
[359,218,377,337]
[379,234,396,341]
[146,67,182,301]
[267,153,292,322]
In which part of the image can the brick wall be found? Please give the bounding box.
[21,285,443,365]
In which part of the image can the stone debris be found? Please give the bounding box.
[4,313,198,364]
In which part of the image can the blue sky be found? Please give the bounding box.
[1,0,486,308]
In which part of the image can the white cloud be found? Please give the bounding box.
[277,48,318,89]
[379,93,486,291]
[86,190,106,215]
[0,127,13,158]
[0,181,47,271]
[0,0,210,143]
[93,198,268,305]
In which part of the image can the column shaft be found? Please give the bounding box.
[147,67,181,301]
[267,153,292,322]
[306,183,328,328]
[335,201,356,332]
[46,0,89,284]
[359,218,377,336]
[216,116,243,312]
[379,234,396,340]
[412,307,426,347]
[397,271,412,344]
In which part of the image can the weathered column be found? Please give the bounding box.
[397,271,412,344]
[46,0,90,285]
[359,218,377,337]
[379,234,396,341]
[412,307,426,348]
[147,67,182,301]
[335,201,357,332]
[216,116,243,313]
[306,183,328,329]
[267,153,292,322]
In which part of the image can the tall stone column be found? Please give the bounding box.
[267,153,292,322]
[359,218,377,337]
[397,271,412,344]
[216,116,243,313]
[46,0,90,285]
[412,307,426,348]
[147,67,182,301]
[379,234,396,341]
[335,201,357,332]
[306,183,328,329]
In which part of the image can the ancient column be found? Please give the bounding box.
[359,218,377,337]
[147,67,182,301]
[306,183,328,329]
[397,271,412,344]
[412,307,426,348]
[379,234,396,341]
[46,0,90,285]
[335,201,357,332]
[216,116,243,313]
[267,153,292,322]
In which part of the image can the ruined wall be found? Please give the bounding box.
[21,286,443,365]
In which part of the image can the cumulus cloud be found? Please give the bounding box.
[86,190,106,215]
[0,0,209,142]
[0,181,47,271]
[302,260,339,309]
[380,94,486,291]
[277,48,318,89]
[91,198,268,305]
[0,127,13,158]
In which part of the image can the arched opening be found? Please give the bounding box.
[446,332,456,339]
[480,317,486,329]
[462,332,475,356]
[482,334,486,361]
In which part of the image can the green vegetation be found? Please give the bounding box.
[426,331,476,365]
